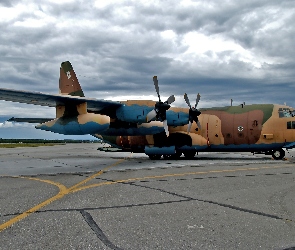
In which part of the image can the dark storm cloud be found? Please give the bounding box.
[1,0,295,139]
[0,0,20,7]
[0,0,295,107]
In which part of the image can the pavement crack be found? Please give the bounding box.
[7,195,292,227]
[79,209,123,250]
[198,199,290,221]
[122,181,193,200]
[122,182,294,223]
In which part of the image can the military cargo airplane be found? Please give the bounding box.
[1,61,295,160]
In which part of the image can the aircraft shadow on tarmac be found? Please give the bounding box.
[118,156,275,161]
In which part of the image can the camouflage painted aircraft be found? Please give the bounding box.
[1,61,295,160]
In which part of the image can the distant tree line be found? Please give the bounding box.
[0,139,99,143]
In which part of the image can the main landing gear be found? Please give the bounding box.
[271,149,285,160]
[183,151,196,159]
[148,154,162,160]
[162,151,182,160]
[148,150,196,160]
[256,148,286,160]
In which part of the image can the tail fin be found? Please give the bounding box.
[57,61,87,118]
[59,61,84,97]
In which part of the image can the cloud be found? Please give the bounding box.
[0,121,32,128]
[0,101,55,117]
[0,0,295,138]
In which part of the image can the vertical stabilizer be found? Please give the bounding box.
[59,61,84,97]
[57,61,86,118]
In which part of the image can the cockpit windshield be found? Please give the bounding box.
[278,108,294,117]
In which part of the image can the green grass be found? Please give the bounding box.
[0,143,60,148]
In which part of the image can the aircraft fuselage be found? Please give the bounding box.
[99,103,295,159]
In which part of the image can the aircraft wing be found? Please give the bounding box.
[0,88,122,115]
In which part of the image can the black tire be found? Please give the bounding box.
[272,149,285,160]
[163,150,182,160]
[184,151,196,159]
[163,154,172,160]
[148,154,162,160]
[163,151,182,160]
[173,151,182,159]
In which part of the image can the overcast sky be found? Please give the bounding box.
[0,0,294,139]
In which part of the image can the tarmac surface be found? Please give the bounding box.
[0,143,295,250]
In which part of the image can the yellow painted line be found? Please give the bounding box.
[0,177,67,232]
[73,164,295,193]
[19,176,68,192]
[0,158,292,231]
[0,193,67,233]
[71,181,116,192]
[246,167,260,170]
[69,158,126,192]
[0,157,127,232]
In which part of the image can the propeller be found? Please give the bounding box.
[184,93,202,133]
[146,76,175,136]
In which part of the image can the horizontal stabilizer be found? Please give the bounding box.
[7,117,53,123]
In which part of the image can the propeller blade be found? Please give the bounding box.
[187,121,192,133]
[166,95,175,105]
[196,120,202,130]
[185,92,202,132]
[163,119,169,137]
[184,93,191,109]
[195,93,201,108]
[153,76,161,102]
[146,109,157,122]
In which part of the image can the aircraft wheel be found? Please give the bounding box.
[272,149,285,160]
[174,151,182,159]
[148,154,162,160]
[163,154,172,160]
[163,151,182,160]
[184,151,196,159]
[172,152,182,160]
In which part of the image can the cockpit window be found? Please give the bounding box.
[287,121,295,129]
[278,108,293,117]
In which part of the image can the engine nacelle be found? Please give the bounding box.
[115,104,151,123]
[116,104,189,126]
[166,110,189,127]
[36,113,110,135]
